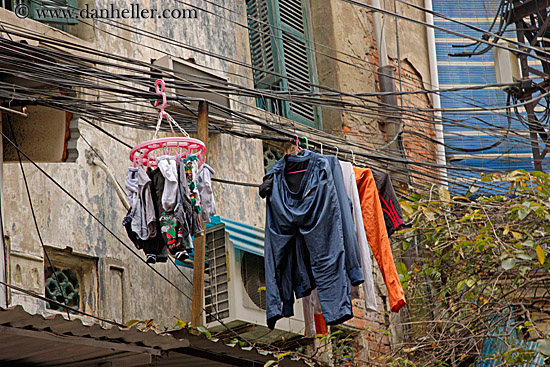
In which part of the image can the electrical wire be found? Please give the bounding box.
[0,129,252,345]
[6,114,72,320]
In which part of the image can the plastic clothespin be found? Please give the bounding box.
[302,136,309,150]
[335,146,339,158]
[351,151,357,165]
[320,142,323,155]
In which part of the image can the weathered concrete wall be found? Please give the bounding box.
[1,0,265,329]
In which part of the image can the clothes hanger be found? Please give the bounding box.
[288,134,302,155]
[298,136,309,156]
[129,79,206,167]
[286,135,309,175]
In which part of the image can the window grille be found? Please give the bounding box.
[44,266,80,313]
[204,225,230,323]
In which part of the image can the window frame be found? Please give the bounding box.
[247,0,322,128]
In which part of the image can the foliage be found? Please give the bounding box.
[394,170,550,366]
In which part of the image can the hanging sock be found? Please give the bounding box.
[198,163,217,223]
[125,167,139,208]
[157,156,178,212]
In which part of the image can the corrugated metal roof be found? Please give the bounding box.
[0,305,185,350]
[209,216,265,257]
[0,305,309,367]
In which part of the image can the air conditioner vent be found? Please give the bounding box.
[205,225,230,323]
[241,252,266,310]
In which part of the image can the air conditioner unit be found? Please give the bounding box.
[203,224,305,344]
[152,56,232,123]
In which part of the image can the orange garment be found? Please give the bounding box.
[354,167,406,312]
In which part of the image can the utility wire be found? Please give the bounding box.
[0,130,252,345]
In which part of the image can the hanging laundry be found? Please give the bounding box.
[157,155,178,212]
[177,156,203,236]
[198,163,216,223]
[140,168,170,263]
[131,166,156,241]
[122,208,141,250]
[354,167,406,313]
[340,161,378,312]
[123,79,210,264]
[302,289,327,337]
[125,167,139,208]
[185,156,202,212]
[260,150,363,330]
[371,168,406,237]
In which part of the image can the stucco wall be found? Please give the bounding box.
[2,0,265,328]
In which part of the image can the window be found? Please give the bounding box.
[45,266,80,313]
[28,0,78,25]
[1,1,78,26]
[247,0,321,127]
[43,248,98,315]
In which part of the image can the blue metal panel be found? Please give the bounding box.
[432,0,550,194]
[209,216,265,257]
[176,216,265,267]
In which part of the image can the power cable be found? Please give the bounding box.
[6,114,72,320]
[0,129,252,345]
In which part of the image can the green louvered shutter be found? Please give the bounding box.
[278,0,319,127]
[247,0,286,115]
[29,0,78,25]
[247,0,321,128]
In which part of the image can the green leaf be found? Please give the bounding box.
[536,244,546,265]
[502,258,517,270]
[264,360,278,367]
[196,326,211,338]
[517,253,532,261]
[175,320,187,328]
[277,352,290,361]
[538,339,550,356]
[518,208,528,220]
[403,240,410,251]
[124,320,143,327]
[439,186,450,203]
[457,279,466,292]
[396,262,408,276]
[522,239,535,247]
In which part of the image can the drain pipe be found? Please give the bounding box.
[370,0,410,183]
[370,0,388,67]
[425,0,448,186]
